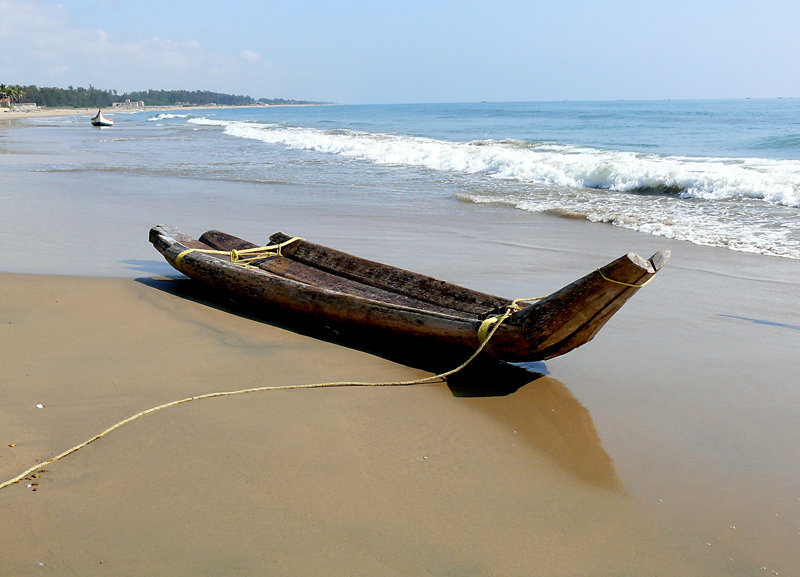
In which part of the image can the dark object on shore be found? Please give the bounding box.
[149,224,669,363]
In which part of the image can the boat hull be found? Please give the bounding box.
[90,110,113,126]
[149,225,669,363]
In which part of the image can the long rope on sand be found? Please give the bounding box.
[1,301,530,491]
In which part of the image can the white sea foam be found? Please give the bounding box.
[148,113,190,121]
[191,118,800,208]
[186,117,800,258]
[463,189,800,258]
[188,117,232,127]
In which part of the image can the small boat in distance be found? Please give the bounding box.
[149,224,670,364]
[90,109,113,127]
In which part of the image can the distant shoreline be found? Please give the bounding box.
[0,102,322,121]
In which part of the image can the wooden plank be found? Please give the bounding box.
[152,226,480,348]
[268,232,509,316]
[198,230,475,319]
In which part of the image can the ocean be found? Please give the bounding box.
[4,99,800,272]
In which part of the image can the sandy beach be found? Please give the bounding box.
[0,271,697,577]
[2,106,86,120]
[1,105,158,121]
[2,108,800,576]
[0,103,313,122]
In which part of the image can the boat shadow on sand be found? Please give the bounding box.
[137,275,624,492]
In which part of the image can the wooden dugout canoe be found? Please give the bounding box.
[149,224,669,363]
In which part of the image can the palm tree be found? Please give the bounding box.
[9,85,25,104]
[0,84,8,107]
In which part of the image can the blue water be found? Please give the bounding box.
[23,99,800,259]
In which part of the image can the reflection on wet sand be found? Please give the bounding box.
[447,362,624,492]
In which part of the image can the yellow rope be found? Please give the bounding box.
[476,267,651,343]
[477,297,543,343]
[175,237,304,268]
[597,268,654,288]
[0,300,521,492]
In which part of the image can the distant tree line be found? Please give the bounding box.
[22,85,114,107]
[118,89,257,107]
[1,83,317,108]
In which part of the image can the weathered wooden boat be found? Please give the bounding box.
[90,109,113,127]
[149,224,669,363]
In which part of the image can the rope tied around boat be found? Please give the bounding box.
[0,298,525,492]
[174,236,304,268]
[477,297,544,343]
[597,267,654,288]
[477,267,653,343]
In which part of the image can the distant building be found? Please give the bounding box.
[112,99,145,108]
[10,102,38,112]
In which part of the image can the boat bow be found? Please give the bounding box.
[491,250,670,360]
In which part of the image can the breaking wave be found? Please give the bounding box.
[148,113,191,121]
[185,115,800,258]
[187,117,800,208]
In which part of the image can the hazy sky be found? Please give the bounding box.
[2,0,799,104]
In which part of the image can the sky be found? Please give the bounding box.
[2,0,799,104]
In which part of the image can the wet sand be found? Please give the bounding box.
[0,270,747,576]
[3,223,800,576]
[2,112,800,576]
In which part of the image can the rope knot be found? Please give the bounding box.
[174,236,304,268]
[476,297,544,344]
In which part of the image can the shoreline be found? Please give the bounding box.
[0,102,321,121]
